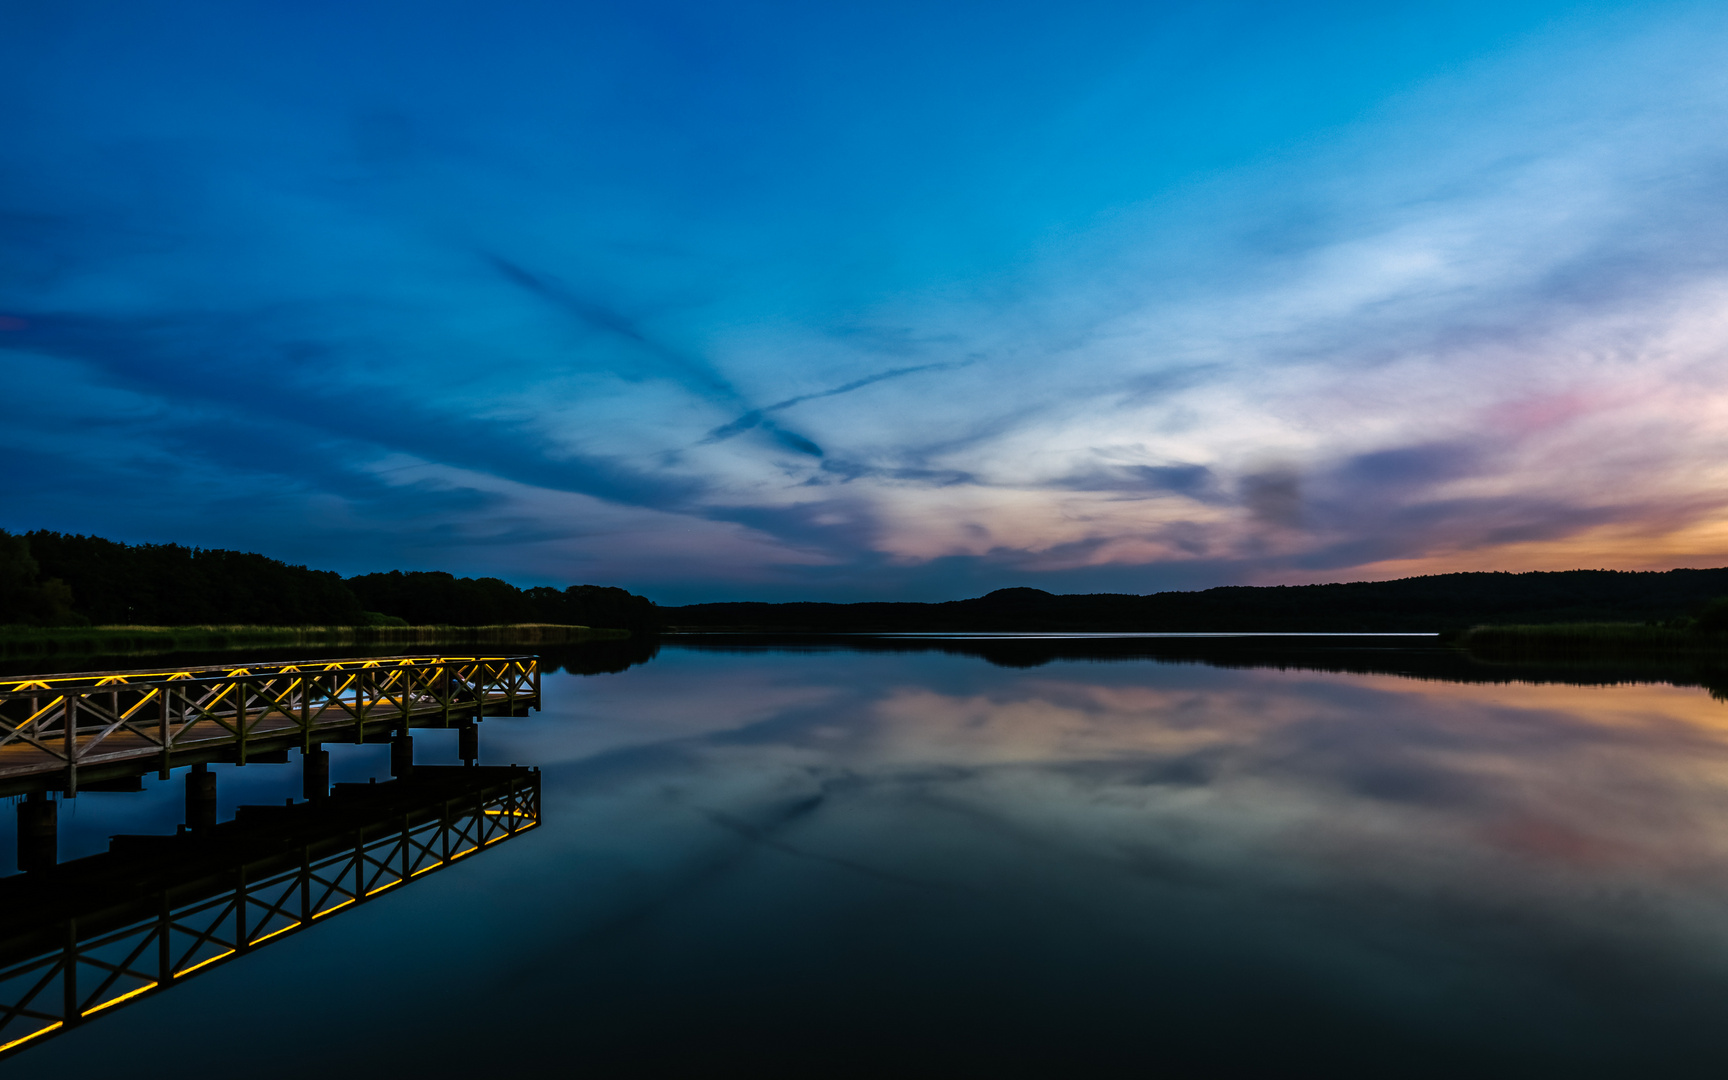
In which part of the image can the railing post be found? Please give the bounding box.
[441,799,452,865]
[158,684,172,779]
[354,831,366,901]
[236,677,249,766]
[159,892,172,984]
[354,670,369,743]
[235,865,248,949]
[440,660,452,726]
[63,692,78,798]
[300,672,312,752]
[62,917,77,1026]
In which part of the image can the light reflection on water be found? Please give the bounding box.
[20,643,1728,1077]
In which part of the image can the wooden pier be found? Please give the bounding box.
[0,655,540,794]
[0,764,540,1058]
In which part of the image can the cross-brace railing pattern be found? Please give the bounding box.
[0,656,540,784]
[0,767,539,1058]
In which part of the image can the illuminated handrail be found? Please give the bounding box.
[0,654,532,695]
[0,656,540,785]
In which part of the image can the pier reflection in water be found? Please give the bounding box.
[0,655,544,1059]
[13,636,1728,1077]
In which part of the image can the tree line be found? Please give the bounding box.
[11,527,1728,634]
[666,573,1728,633]
[0,530,660,631]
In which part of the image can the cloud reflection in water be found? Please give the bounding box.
[465,649,1728,1075]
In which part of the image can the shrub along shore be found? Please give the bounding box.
[0,623,629,660]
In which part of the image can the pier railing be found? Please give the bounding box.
[0,765,540,1058]
[0,656,540,789]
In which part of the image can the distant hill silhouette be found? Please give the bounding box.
[667,570,1728,632]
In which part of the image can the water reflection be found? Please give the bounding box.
[678,629,1728,690]
[496,641,1728,1076]
[0,765,538,1056]
[14,639,1728,1077]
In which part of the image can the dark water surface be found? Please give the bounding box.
[12,638,1728,1077]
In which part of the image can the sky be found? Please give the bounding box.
[5,0,1728,603]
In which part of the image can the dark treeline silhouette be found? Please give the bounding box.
[347,572,658,632]
[0,530,658,631]
[668,570,1728,632]
[0,532,77,626]
[13,527,1728,635]
[20,531,361,626]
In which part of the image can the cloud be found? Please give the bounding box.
[1241,466,1303,531]
[702,358,974,443]
[7,3,1728,597]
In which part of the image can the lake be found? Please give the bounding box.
[9,636,1728,1077]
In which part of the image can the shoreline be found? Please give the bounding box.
[1452,622,1728,659]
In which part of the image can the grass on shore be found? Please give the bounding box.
[1453,622,1727,658]
[0,623,629,659]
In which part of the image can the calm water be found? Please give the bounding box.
[12,638,1728,1077]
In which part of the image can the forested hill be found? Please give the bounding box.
[11,526,1728,633]
[668,570,1728,633]
[0,530,657,630]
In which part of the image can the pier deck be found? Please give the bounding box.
[0,655,540,792]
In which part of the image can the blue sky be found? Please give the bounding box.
[6,0,1728,602]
